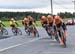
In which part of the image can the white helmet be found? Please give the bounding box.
[11,18,14,21]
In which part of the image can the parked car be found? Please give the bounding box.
[66,19,75,25]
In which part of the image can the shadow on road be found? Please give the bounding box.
[0,36,10,39]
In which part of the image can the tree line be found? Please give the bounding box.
[0,12,50,21]
[0,11,75,21]
[57,12,75,19]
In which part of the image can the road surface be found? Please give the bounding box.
[0,26,75,54]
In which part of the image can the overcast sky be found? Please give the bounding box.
[0,0,74,14]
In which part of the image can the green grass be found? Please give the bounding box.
[3,21,10,27]
[3,20,42,27]
[3,18,68,27]
[35,21,42,27]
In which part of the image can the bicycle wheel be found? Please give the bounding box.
[63,36,66,48]
[33,27,39,37]
[17,28,22,35]
[55,33,59,42]
[2,28,8,35]
[12,28,17,35]
[58,30,66,48]
[25,28,30,36]
[61,32,66,48]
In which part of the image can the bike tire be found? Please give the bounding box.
[2,28,8,35]
[17,28,22,35]
[12,28,17,35]
[62,35,66,48]
[25,28,30,36]
[60,31,66,48]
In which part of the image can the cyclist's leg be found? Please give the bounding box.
[58,30,64,45]
[31,25,35,36]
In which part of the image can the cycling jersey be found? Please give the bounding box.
[10,21,16,25]
[56,22,67,30]
[29,21,33,26]
[48,22,53,27]
[41,20,48,26]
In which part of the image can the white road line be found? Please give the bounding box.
[0,37,45,52]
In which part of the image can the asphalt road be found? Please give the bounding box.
[0,26,75,54]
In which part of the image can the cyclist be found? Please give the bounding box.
[47,15,54,27]
[41,16,48,31]
[0,20,5,27]
[10,18,19,30]
[23,17,29,30]
[54,15,67,45]
[27,16,35,26]
[0,20,6,30]
[47,15,55,38]
[27,16,36,36]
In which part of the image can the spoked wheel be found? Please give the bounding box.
[59,31,67,48]
[55,34,59,42]
[61,33,66,48]
[17,28,22,35]
[2,28,8,35]
[12,27,22,35]
[25,28,30,36]
[12,28,17,35]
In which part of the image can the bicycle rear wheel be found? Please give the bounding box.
[2,28,8,35]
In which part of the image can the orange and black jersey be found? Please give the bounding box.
[48,22,53,27]
[56,22,67,30]
[29,21,33,26]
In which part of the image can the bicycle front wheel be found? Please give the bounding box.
[17,28,22,35]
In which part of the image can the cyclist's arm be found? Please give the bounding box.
[22,21,24,25]
[61,22,67,38]
[15,21,19,26]
[62,23,67,31]
[1,22,6,27]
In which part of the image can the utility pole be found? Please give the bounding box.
[73,0,75,13]
[72,0,75,24]
[51,0,53,16]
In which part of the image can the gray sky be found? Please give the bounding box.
[0,0,74,14]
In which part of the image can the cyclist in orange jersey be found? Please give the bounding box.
[54,15,67,46]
